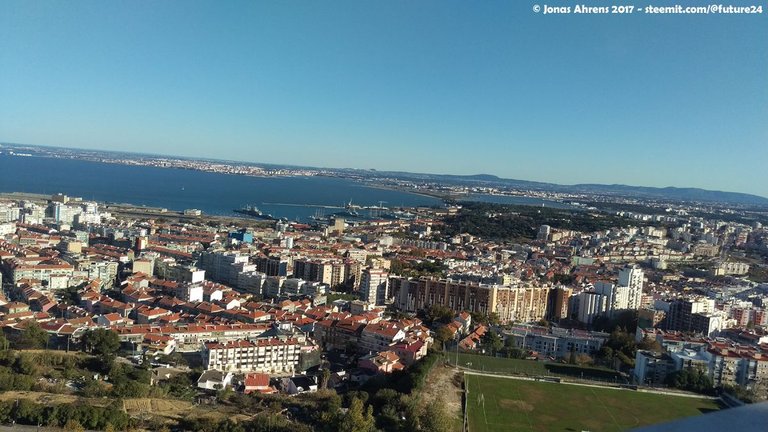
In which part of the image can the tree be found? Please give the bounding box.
[574,353,594,366]
[422,305,454,325]
[482,330,504,356]
[502,346,525,359]
[82,328,120,372]
[63,419,85,432]
[14,353,37,375]
[487,313,501,326]
[82,328,121,358]
[338,398,375,432]
[16,321,49,349]
[434,326,455,351]
[320,368,331,390]
[0,333,9,351]
[666,368,714,394]
[60,285,83,306]
[420,397,452,432]
[637,336,662,353]
[598,328,637,370]
[401,395,422,431]
[384,304,409,321]
[598,345,614,360]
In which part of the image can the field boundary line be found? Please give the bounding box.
[590,387,622,431]
[463,373,469,432]
[463,371,718,400]
[512,375,535,432]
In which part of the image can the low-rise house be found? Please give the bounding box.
[241,373,275,394]
[314,319,365,351]
[110,322,272,350]
[459,325,487,350]
[281,375,318,395]
[197,370,233,391]
[122,286,154,304]
[454,311,472,334]
[143,334,177,355]
[358,350,405,374]
[151,367,184,386]
[392,340,428,366]
[135,306,172,324]
[359,322,406,354]
[95,313,133,327]
[0,301,30,315]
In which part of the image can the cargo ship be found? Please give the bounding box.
[233,205,276,220]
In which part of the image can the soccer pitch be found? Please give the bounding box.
[464,373,722,432]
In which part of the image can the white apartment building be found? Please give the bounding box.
[237,271,267,294]
[594,281,630,316]
[198,250,250,285]
[577,292,606,325]
[619,265,644,310]
[360,268,389,305]
[202,338,306,374]
[282,278,306,296]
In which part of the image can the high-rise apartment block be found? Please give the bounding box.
[360,268,389,305]
[390,277,550,324]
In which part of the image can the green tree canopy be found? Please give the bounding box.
[338,398,376,432]
[420,397,453,432]
[482,330,504,356]
[434,326,455,350]
[82,328,121,358]
[16,321,49,349]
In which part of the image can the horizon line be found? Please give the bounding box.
[1,140,765,200]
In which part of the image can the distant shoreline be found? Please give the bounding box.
[361,183,454,202]
[0,157,441,223]
[3,144,766,206]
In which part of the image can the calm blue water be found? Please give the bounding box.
[0,155,574,221]
[0,155,441,221]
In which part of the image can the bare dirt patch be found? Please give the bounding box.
[498,399,534,412]
[420,364,464,431]
[0,391,102,406]
[123,397,252,423]
[123,398,194,419]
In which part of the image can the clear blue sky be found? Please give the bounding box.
[1,1,766,196]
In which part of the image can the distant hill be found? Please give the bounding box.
[566,184,768,206]
[373,170,768,206]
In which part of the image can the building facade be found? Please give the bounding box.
[390,277,550,324]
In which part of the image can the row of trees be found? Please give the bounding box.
[0,399,132,430]
[389,259,448,278]
[1,321,50,350]
[665,368,715,395]
[442,202,654,241]
[181,389,453,432]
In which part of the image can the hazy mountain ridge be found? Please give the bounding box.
[372,172,768,206]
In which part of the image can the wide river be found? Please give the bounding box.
[0,154,571,222]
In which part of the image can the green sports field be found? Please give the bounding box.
[464,374,722,432]
[449,353,547,375]
[449,353,626,382]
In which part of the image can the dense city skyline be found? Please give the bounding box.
[3,2,768,429]
[2,1,766,195]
